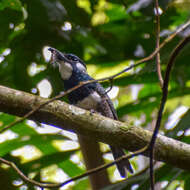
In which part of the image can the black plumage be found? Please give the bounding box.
[63,63,96,104]
[49,47,133,177]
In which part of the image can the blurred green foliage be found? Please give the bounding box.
[0,0,190,189]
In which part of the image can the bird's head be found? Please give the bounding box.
[48,47,87,80]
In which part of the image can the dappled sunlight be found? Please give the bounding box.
[0,130,18,143]
[0,0,190,189]
[37,79,52,98]
[11,145,42,163]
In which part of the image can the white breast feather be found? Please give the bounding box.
[76,91,101,110]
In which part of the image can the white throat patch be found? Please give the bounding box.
[59,61,73,80]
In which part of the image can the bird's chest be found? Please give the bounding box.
[76,91,102,110]
[64,76,102,110]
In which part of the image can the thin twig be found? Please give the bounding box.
[155,0,163,88]
[149,1,162,189]
[105,78,114,94]
[148,35,190,190]
[0,146,148,188]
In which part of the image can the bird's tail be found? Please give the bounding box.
[110,146,133,177]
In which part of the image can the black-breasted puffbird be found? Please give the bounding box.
[48,47,133,178]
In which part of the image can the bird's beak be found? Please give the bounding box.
[48,47,68,64]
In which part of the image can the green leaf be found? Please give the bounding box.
[105,3,129,22]
[0,133,67,156]
[21,150,77,173]
[58,157,84,177]
[73,178,89,190]
[0,0,22,11]
[139,165,182,189]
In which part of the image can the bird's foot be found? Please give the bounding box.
[90,109,96,115]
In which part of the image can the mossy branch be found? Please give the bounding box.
[0,85,190,171]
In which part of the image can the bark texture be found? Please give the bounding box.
[0,85,190,170]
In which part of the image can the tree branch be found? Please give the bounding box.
[0,85,190,171]
[1,19,190,134]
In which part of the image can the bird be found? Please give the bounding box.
[48,47,133,178]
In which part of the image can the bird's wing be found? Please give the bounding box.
[95,83,133,176]
[95,83,118,120]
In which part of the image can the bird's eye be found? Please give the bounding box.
[67,55,78,61]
